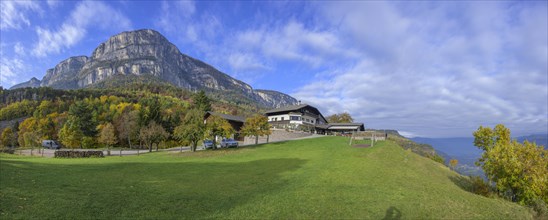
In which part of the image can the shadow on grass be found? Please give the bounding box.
[383,206,402,220]
[0,158,307,219]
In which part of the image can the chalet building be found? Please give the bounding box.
[265,104,328,132]
[265,104,364,134]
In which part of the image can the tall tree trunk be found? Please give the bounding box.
[255,135,258,145]
[149,143,152,152]
[120,147,122,157]
[107,146,111,156]
[156,143,159,152]
[128,135,132,149]
[267,135,269,143]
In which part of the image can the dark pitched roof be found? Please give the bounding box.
[264,104,310,114]
[327,123,364,126]
[205,112,246,123]
[315,123,365,130]
[265,104,328,124]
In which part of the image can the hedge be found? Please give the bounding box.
[54,150,104,158]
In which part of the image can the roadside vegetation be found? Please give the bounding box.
[0,137,532,219]
[0,84,265,152]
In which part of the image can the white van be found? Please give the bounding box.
[42,140,61,149]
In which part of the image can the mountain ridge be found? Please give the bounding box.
[11,29,297,108]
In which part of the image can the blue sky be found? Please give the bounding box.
[1,1,547,137]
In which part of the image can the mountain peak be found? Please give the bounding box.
[10,29,297,108]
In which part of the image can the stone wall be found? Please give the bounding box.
[243,129,313,145]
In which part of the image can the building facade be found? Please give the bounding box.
[265,104,364,134]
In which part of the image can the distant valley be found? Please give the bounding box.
[412,134,547,177]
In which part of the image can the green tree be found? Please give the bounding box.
[205,115,235,149]
[193,90,211,112]
[138,97,161,127]
[241,114,271,145]
[98,123,118,156]
[58,118,84,150]
[473,124,548,205]
[1,127,17,148]
[139,121,169,152]
[326,112,354,123]
[34,100,55,118]
[68,100,97,137]
[173,109,205,152]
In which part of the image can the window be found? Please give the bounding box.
[290,116,300,121]
[281,117,285,121]
[274,117,277,121]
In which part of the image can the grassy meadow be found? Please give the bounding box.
[0,136,532,219]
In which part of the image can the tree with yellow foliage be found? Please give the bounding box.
[98,122,118,156]
[205,115,235,149]
[241,114,271,145]
[473,124,547,205]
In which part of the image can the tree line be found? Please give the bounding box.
[1,90,271,154]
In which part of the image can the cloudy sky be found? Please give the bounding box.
[1,1,547,137]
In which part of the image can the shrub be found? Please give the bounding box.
[529,198,547,220]
[81,136,97,149]
[54,150,104,158]
[468,175,492,197]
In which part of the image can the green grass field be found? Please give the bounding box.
[0,137,532,219]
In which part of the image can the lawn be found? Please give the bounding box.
[0,136,532,219]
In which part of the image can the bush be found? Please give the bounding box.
[54,150,104,158]
[468,175,492,197]
[529,198,547,220]
[81,136,98,149]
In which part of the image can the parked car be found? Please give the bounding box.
[42,140,61,149]
[220,138,238,148]
[203,140,214,149]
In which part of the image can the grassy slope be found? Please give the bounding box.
[0,137,531,219]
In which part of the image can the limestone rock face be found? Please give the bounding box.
[10,29,297,108]
[255,90,299,108]
[10,77,41,89]
[40,56,89,89]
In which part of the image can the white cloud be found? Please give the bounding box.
[233,21,357,68]
[293,2,548,137]
[32,1,131,57]
[14,42,25,56]
[46,0,62,9]
[0,1,41,30]
[157,1,197,38]
[228,53,269,72]
[0,57,26,86]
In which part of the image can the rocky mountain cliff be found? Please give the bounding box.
[11,29,297,108]
[10,77,41,89]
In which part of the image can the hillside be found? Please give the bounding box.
[10,29,297,108]
[0,137,531,219]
